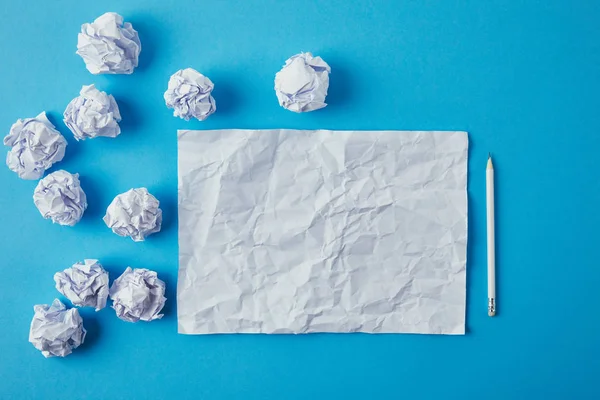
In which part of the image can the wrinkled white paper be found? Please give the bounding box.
[274,53,331,112]
[29,299,86,358]
[109,267,166,322]
[33,170,87,226]
[55,259,109,311]
[64,84,121,140]
[4,112,67,180]
[76,12,141,75]
[177,129,468,334]
[103,188,162,241]
[164,68,216,121]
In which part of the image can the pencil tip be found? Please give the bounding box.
[488,152,491,159]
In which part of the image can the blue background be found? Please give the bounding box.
[0,0,598,399]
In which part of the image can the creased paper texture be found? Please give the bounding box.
[103,188,162,241]
[76,12,141,75]
[29,299,86,358]
[4,112,67,180]
[54,259,109,311]
[178,130,468,335]
[33,170,87,226]
[64,84,121,140]
[164,68,216,121]
[109,267,166,322]
[274,52,331,112]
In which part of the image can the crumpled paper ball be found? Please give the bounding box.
[29,299,86,358]
[109,267,166,322]
[76,12,141,75]
[103,188,162,242]
[54,259,109,311]
[33,170,87,226]
[64,84,122,140]
[274,52,331,112]
[164,68,216,121]
[3,112,67,180]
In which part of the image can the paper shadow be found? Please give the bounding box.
[45,111,79,167]
[322,61,356,111]
[114,96,143,135]
[465,192,475,333]
[75,310,101,354]
[153,188,177,238]
[99,258,128,281]
[79,174,106,221]
[210,76,241,117]
[159,267,177,320]
[127,14,162,72]
[464,139,476,333]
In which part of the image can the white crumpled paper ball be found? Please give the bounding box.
[55,259,109,311]
[76,12,141,75]
[274,52,331,113]
[64,84,121,140]
[29,299,86,358]
[103,188,162,242]
[109,267,166,322]
[33,170,87,226]
[3,112,67,180]
[164,68,216,121]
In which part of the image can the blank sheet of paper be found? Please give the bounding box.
[177,130,468,334]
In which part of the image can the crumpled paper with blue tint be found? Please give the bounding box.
[109,267,166,322]
[76,12,141,75]
[64,84,121,140]
[29,299,86,358]
[103,188,162,241]
[55,259,109,311]
[274,53,331,112]
[33,170,87,226]
[177,129,468,335]
[164,68,216,121]
[3,112,67,180]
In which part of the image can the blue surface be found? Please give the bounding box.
[0,1,599,399]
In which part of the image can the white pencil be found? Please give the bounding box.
[486,154,496,317]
